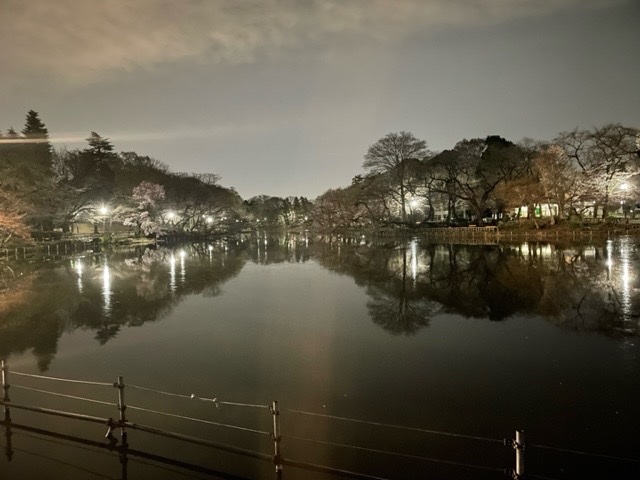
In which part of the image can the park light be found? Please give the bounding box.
[206,216,213,223]
[620,183,629,190]
[100,206,108,215]
[167,211,175,219]
[410,199,418,208]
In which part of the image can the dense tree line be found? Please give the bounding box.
[0,111,311,245]
[314,127,640,229]
[2,111,638,243]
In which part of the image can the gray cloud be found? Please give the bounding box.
[0,0,620,86]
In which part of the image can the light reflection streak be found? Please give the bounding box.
[180,250,186,284]
[606,239,613,277]
[410,240,418,281]
[169,254,176,293]
[75,260,83,293]
[619,237,632,323]
[102,264,111,316]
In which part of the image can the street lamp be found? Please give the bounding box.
[619,183,630,219]
[409,199,420,223]
[99,206,108,234]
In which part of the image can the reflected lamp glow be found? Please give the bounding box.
[75,260,84,293]
[169,254,176,292]
[180,250,186,283]
[411,240,418,281]
[102,264,111,315]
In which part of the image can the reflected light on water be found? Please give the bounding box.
[619,238,633,323]
[410,240,418,281]
[539,244,552,259]
[169,254,176,293]
[180,250,186,284]
[102,264,111,316]
[75,260,83,293]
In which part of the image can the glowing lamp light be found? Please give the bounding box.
[99,206,108,215]
[620,183,629,190]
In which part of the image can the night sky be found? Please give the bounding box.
[2,0,638,198]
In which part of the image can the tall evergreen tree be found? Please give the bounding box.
[21,110,52,171]
[75,132,117,196]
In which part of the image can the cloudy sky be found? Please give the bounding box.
[1,0,638,198]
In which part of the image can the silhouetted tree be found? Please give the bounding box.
[363,132,428,222]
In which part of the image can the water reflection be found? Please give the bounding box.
[169,253,176,293]
[102,263,111,317]
[74,259,83,293]
[1,236,639,370]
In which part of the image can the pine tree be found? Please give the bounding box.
[21,110,52,170]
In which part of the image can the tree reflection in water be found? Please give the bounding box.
[1,235,639,370]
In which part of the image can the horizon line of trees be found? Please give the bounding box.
[315,126,640,228]
[0,110,312,246]
[1,110,638,245]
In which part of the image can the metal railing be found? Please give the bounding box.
[2,361,639,479]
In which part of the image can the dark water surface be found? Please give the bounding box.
[1,235,639,479]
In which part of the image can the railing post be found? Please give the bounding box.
[505,429,525,479]
[270,401,282,474]
[115,376,128,447]
[1,360,13,461]
[1,360,10,422]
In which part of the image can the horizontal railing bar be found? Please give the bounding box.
[126,404,270,436]
[0,400,109,425]
[283,434,504,473]
[2,422,252,480]
[282,408,503,444]
[10,371,113,387]
[12,384,117,407]
[126,383,269,409]
[124,421,273,462]
[529,443,640,463]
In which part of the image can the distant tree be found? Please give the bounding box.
[353,173,394,223]
[21,109,52,171]
[557,124,639,218]
[363,132,428,222]
[75,132,117,199]
[244,195,290,226]
[534,144,580,220]
[313,188,364,228]
[0,111,56,232]
[431,136,521,222]
[0,209,31,246]
[163,173,242,232]
[119,181,166,236]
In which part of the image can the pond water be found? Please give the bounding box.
[0,234,639,479]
